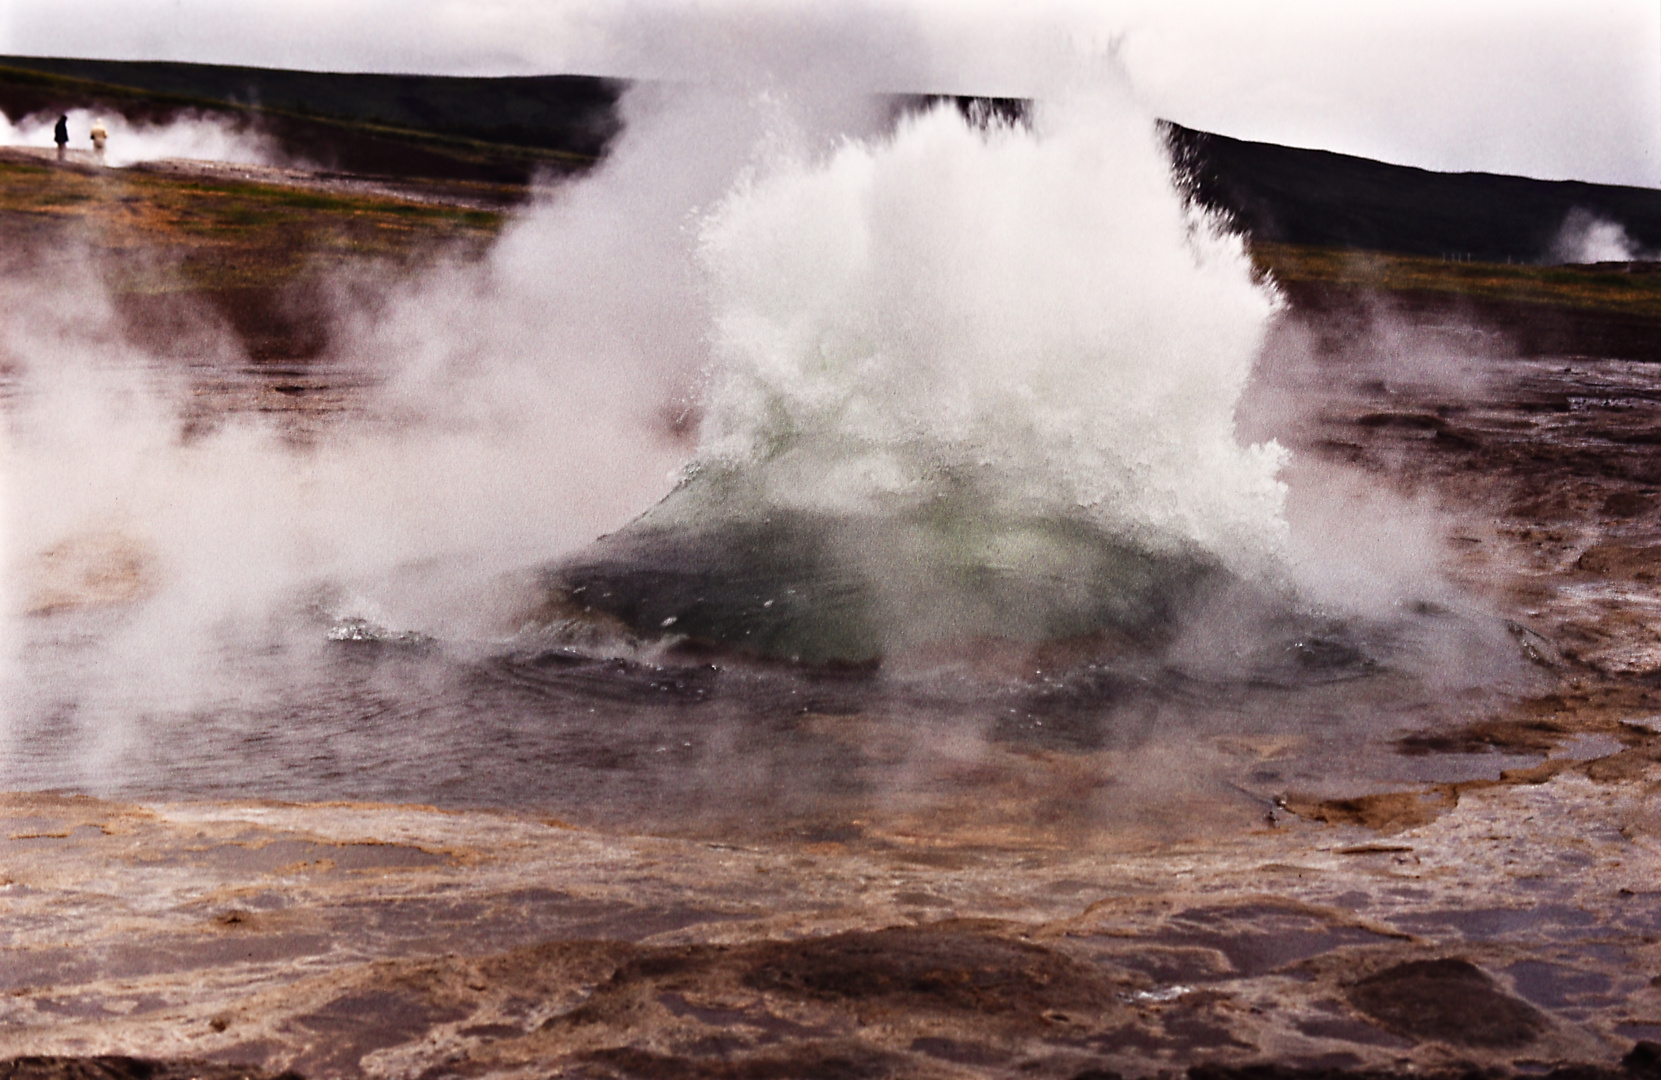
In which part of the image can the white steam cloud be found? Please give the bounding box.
[0,86,741,754]
[694,92,1286,575]
[1551,207,1651,264]
[0,106,278,166]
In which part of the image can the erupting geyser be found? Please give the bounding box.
[547,88,1290,663]
[0,67,1522,808]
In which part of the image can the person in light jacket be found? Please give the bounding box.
[89,118,107,161]
[53,114,68,161]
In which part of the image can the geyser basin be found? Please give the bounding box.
[0,80,1535,833]
[525,92,1304,667]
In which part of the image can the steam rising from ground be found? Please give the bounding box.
[0,60,1520,809]
[0,106,278,166]
[0,87,733,744]
[1551,207,1651,264]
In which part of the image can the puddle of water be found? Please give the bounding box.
[1611,892,1661,933]
[33,997,114,1018]
[1504,960,1615,1009]
[1393,905,1598,942]
[0,933,338,993]
[0,824,105,848]
[1389,751,1545,784]
[150,839,450,874]
[288,988,473,1078]
[1149,906,1395,978]
[1549,733,1627,762]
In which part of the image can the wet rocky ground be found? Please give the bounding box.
[2,737,1660,1080]
[7,153,1661,1079]
[3,321,1661,1079]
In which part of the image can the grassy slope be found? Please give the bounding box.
[1252,242,1661,319]
[0,152,504,362]
[0,155,500,292]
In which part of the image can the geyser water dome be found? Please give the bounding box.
[546,90,1292,664]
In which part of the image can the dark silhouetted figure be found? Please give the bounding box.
[53,114,68,162]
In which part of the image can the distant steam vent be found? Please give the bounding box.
[1550,207,1653,264]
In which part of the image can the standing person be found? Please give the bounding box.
[89,118,107,162]
[53,114,68,161]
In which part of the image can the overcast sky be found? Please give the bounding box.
[2,0,1657,187]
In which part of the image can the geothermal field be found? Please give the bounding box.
[3,57,1661,1080]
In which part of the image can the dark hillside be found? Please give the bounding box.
[7,58,1661,266]
[1167,122,1661,263]
[0,56,620,183]
[0,55,622,157]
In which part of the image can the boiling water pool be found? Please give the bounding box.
[3,524,1533,842]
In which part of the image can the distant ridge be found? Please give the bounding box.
[1166,123,1661,264]
[0,55,621,183]
[0,55,621,157]
[6,55,1661,264]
